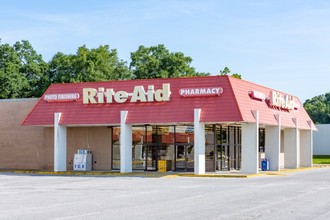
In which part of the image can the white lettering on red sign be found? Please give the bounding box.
[44,93,80,102]
[83,84,171,104]
[269,91,295,110]
[179,87,223,97]
[249,91,266,101]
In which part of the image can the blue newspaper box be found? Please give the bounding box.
[261,159,269,171]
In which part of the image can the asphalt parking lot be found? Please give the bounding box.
[0,167,330,220]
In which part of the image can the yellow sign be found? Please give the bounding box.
[158,160,167,172]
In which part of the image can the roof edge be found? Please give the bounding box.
[226,76,245,122]
[21,84,56,126]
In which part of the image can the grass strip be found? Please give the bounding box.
[313,155,330,164]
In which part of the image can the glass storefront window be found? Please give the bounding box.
[113,125,175,171]
[111,124,244,172]
[111,127,120,170]
[205,125,215,171]
[259,128,265,152]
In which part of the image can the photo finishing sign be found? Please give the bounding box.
[44,93,80,102]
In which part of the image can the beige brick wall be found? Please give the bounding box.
[67,127,112,170]
[0,99,53,170]
[0,99,113,171]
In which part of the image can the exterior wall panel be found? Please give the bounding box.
[0,99,113,170]
[67,127,112,171]
[0,99,53,170]
[313,124,330,155]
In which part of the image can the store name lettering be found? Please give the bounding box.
[269,91,295,110]
[83,84,171,104]
[179,87,223,97]
[44,93,80,102]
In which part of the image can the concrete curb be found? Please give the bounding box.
[176,173,249,178]
[0,165,327,178]
[0,170,249,178]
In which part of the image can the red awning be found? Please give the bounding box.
[22,76,315,130]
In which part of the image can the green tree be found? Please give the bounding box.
[219,67,241,79]
[231,73,241,79]
[48,45,132,83]
[0,39,46,98]
[0,42,27,98]
[220,67,231,75]
[130,44,209,79]
[13,40,49,97]
[47,52,75,84]
[303,92,330,124]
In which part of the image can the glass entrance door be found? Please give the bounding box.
[216,126,241,171]
[205,125,241,172]
[144,144,157,171]
[175,144,194,172]
[112,125,195,172]
[217,144,230,171]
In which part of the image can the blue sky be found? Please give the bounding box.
[1,0,329,102]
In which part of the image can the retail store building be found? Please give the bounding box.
[3,75,316,174]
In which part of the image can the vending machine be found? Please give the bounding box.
[73,149,92,171]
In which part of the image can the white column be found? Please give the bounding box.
[284,118,299,169]
[54,113,67,172]
[120,111,132,173]
[241,110,259,174]
[265,114,281,171]
[300,121,313,167]
[194,109,205,174]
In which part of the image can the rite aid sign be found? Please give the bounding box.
[83,84,171,104]
[269,91,295,110]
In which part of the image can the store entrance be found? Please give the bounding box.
[112,125,195,172]
[144,144,158,171]
[134,125,175,172]
[205,125,241,172]
[216,126,241,171]
[175,143,194,172]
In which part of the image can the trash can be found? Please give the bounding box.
[158,160,167,172]
[261,158,269,171]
